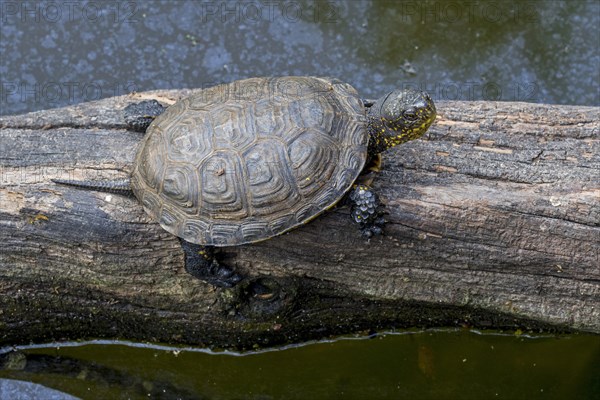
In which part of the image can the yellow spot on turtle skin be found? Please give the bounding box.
[198,250,208,259]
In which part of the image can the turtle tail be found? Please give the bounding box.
[52,178,133,195]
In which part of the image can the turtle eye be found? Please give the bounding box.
[403,109,418,121]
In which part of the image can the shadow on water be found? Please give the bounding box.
[1,330,599,400]
[1,0,598,116]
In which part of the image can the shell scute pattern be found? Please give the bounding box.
[325,97,366,144]
[244,140,301,216]
[182,219,210,243]
[252,98,290,139]
[133,77,368,246]
[210,223,241,245]
[313,186,340,209]
[294,202,320,224]
[269,214,296,235]
[164,111,213,165]
[209,103,256,151]
[162,163,199,214]
[240,222,271,243]
[159,206,179,231]
[287,129,338,197]
[136,130,167,190]
[151,99,187,131]
[188,85,230,109]
[138,189,162,221]
[287,95,335,133]
[230,77,272,101]
[198,151,248,220]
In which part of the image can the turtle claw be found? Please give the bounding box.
[180,239,244,288]
[360,217,386,239]
[208,260,244,288]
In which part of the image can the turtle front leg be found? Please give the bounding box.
[348,184,386,238]
[179,239,243,288]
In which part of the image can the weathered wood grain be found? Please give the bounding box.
[1,90,598,348]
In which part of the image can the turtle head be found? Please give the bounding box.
[367,89,436,155]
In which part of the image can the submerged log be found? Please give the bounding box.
[0,90,598,348]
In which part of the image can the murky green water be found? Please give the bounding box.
[1,330,599,400]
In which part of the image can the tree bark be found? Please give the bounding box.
[1,90,598,348]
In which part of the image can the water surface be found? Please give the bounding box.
[1,330,599,399]
[1,0,598,116]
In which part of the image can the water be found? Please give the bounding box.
[1,0,598,117]
[1,329,599,400]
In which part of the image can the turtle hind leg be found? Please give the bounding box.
[179,239,243,288]
[123,100,165,132]
[348,184,386,238]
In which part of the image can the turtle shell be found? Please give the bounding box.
[131,77,368,246]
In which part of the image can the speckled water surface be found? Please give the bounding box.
[1,0,598,116]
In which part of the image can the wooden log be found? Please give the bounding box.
[1,90,598,348]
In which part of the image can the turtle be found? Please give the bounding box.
[53,76,436,287]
